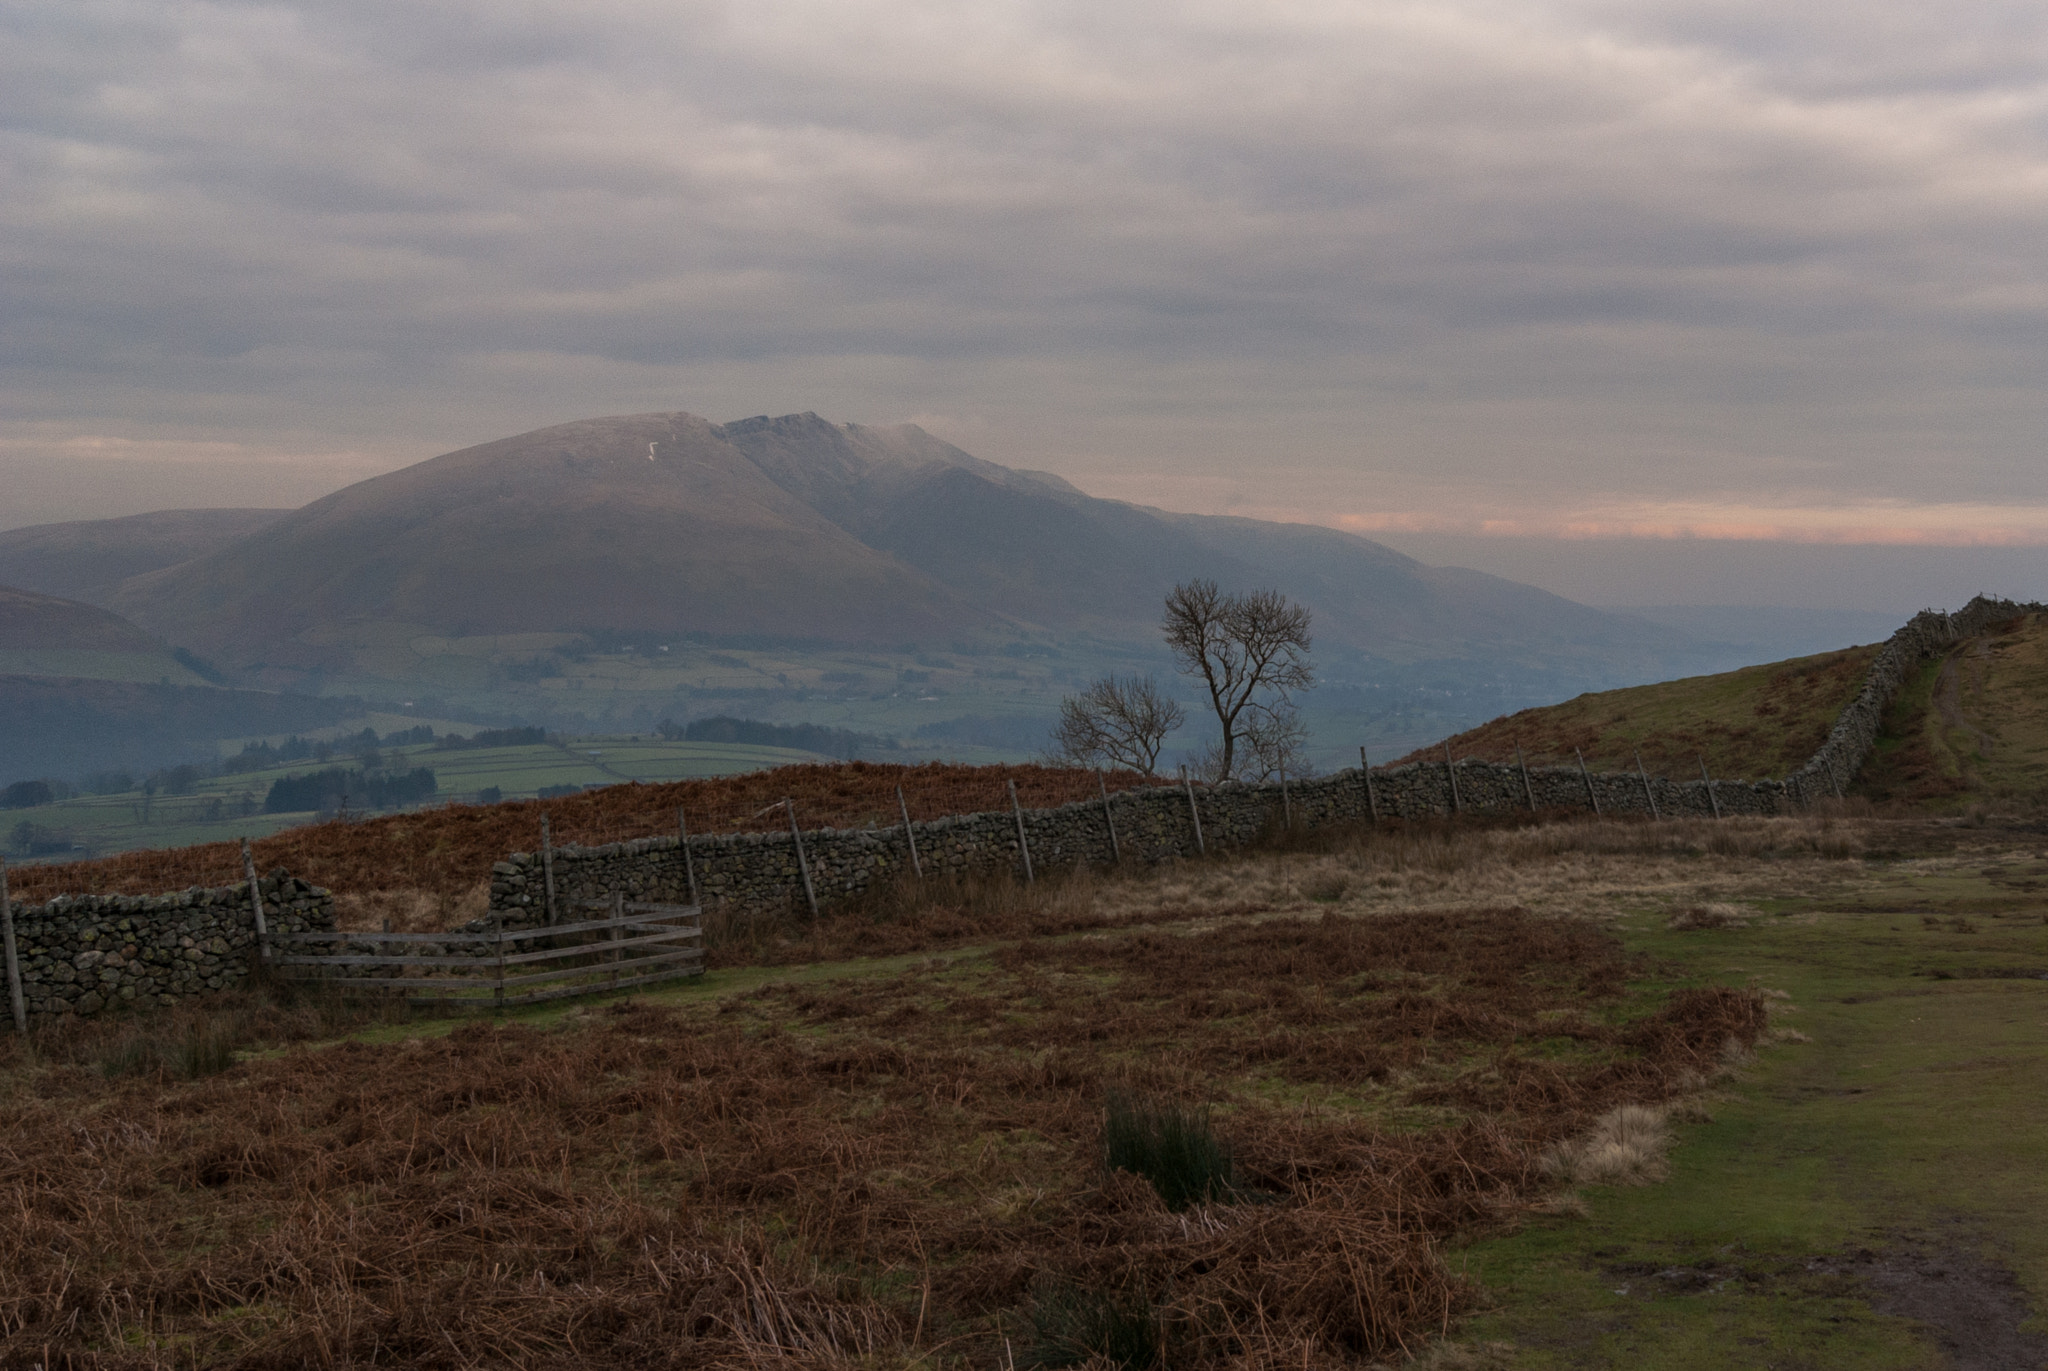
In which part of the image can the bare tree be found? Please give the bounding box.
[1048,674,1185,776]
[1162,579,1314,782]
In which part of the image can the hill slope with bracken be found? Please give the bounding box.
[1398,642,1883,782]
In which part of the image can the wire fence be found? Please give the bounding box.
[8,761,1160,905]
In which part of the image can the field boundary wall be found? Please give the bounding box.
[489,595,2045,926]
[6,872,332,1023]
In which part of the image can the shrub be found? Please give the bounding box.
[1103,1091,1236,1211]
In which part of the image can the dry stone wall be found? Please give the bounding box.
[1790,595,2042,801]
[494,595,2044,927]
[6,871,333,1023]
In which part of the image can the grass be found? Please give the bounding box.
[1102,1092,1238,1211]
[1400,642,1881,781]
[1021,1281,1164,1370]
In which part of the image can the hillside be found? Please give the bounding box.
[1400,642,1882,782]
[0,585,162,652]
[92,411,1700,689]
[1857,608,2048,808]
[0,508,287,602]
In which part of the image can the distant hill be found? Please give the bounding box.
[0,675,356,785]
[0,585,162,652]
[94,410,1702,691]
[1399,642,1882,782]
[0,584,224,689]
[0,508,287,603]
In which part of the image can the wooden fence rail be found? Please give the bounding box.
[266,901,701,1010]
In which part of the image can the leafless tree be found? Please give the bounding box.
[1162,578,1315,782]
[1048,673,1185,776]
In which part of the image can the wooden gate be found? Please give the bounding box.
[266,899,702,1010]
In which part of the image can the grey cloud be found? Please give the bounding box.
[1,0,2046,536]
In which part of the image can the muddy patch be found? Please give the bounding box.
[1812,1241,2048,1371]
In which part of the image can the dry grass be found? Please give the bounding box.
[0,894,1768,1369]
[1541,1104,1675,1186]
[1668,903,1750,931]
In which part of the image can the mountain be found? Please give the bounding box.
[85,411,1699,693]
[0,508,288,603]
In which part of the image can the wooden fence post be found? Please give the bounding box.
[1634,749,1661,820]
[240,839,269,972]
[1443,740,1462,814]
[495,909,509,1013]
[0,857,25,1035]
[1279,765,1292,830]
[896,785,923,879]
[1699,757,1723,820]
[540,812,559,926]
[677,806,700,906]
[1516,742,1536,812]
[1096,770,1121,864]
[1359,746,1379,821]
[1181,766,1206,856]
[1576,748,1601,815]
[785,799,820,918]
[1828,763,1844,800]
[1007,779,1035,883]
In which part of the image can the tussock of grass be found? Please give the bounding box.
[1669,903,1750,931]
[1020,1282,1164,1370]
[1103,1092,1237,1212]
[1542,1104,1673,1187]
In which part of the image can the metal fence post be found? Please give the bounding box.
[1634,749,1661,820]
[677,806,700,906]
[0,857,25,1035]
[1359,746,1379,820]
[1576,748,1601,815]
[896,785,923,879]
[1181,766,1206,856]
[240,839,270,973]
[786,799,820,918]
[1007,779,1035,883]
[1517,743,1536,812]
[540,812,559,926]
[1443,740,1462,814]
[1699,756,1723,820]
[608,888,624,993]
[1096,770,1121,864]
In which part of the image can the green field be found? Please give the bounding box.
[1451,838,2048,1366]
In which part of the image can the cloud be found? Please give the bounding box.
[2,0,2046,545]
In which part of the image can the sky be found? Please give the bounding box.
[4,0,2047,613]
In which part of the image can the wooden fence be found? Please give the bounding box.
[266,898,702,1011]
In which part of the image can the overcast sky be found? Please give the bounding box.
[5,0,2046,610]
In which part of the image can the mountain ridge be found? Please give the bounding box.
[9,410,1706,695]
